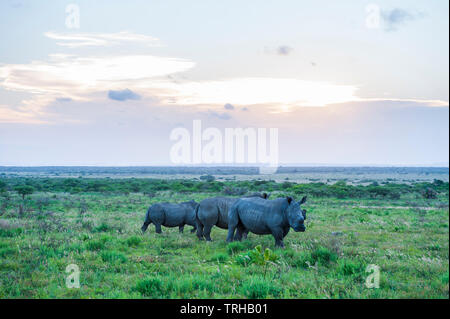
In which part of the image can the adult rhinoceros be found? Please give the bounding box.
[226,196,307,247]
[141,200,198,234]
[195,193,269,241]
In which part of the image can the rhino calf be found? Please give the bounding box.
[227,196,307,248]
[141,200,198,234]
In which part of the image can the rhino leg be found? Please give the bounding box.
[233,224,246,241]
[179,225,184,233]
[203,224,213,241]
[154,223,162,234]
[196,223,204,240]
[190,226,196,233]
[272,227,285,248]
[227,206,239,243]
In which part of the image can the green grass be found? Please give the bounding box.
[0,177,448,298]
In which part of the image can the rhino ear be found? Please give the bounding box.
[286,196,293,204]
[262,192,268,199]
[299,196,307,205]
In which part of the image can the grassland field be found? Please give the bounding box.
[0,173,448,298]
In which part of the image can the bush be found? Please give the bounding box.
[200,175,215,182]
[422,188,437,199]
[0,180,6,193]
[234,245,279,267]
[223,186,247,196]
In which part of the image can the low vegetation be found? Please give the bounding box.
[0,176,448,298]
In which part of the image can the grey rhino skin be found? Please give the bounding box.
[195,193,269,241]
[141,200,198,234]
[226,196,307,248]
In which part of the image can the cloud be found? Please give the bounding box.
[56,97,72,103]
[44,31,162,48]
[108,89,141,101]
[0,104,44,124]
[277,46,293,56]
[0,31,447,124]
[208,111,232,120]
[381,8,424,31]
[0,50,195,122]
[0,54,194,95]
[157,78,359,108]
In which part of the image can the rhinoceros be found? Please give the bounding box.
[195,193,269,241]
[226,196,307,247]
[141,200,198,234]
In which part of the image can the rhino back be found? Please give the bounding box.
[216,197,239,227]
[160,203,188,227]
[236,198,288,233]
[181,202,197,225]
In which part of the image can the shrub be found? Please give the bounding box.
[234,245,279,272]
[223,186,247,196]
[200,175,215,182]
[0,180,6,193]
[422,188,437,199]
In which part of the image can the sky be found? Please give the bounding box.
[0,0,448,166]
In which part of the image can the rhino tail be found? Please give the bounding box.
[194,203,204,239]
[194,203,201,227]
[144,207,152,224]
